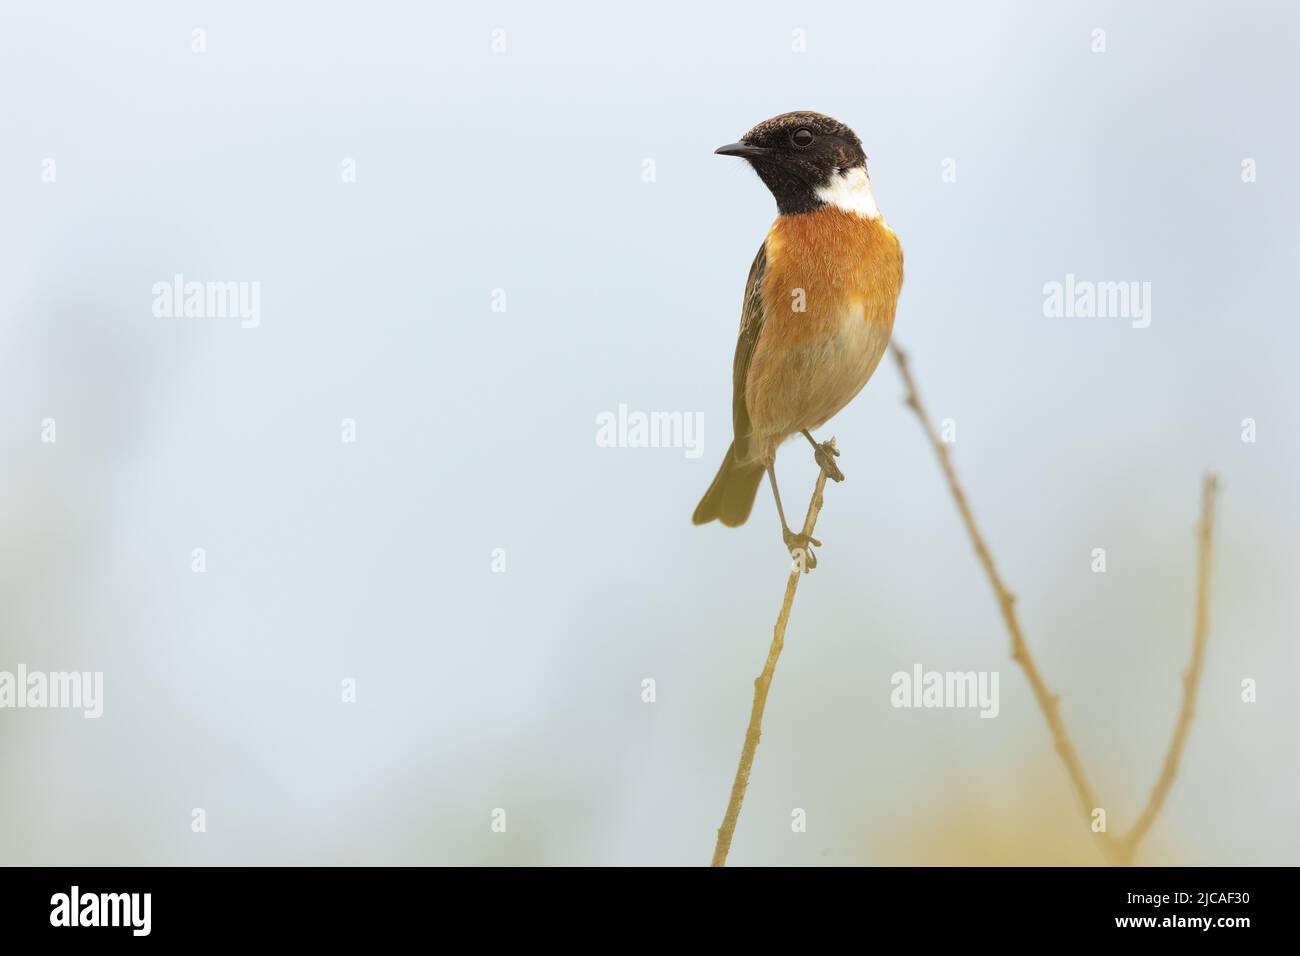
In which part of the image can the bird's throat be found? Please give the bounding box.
[813,166,880,220]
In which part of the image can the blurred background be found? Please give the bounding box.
[1,0,1296,865]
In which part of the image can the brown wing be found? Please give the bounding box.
[730,243,767,463]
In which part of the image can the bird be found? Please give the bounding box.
[692,111,904,567]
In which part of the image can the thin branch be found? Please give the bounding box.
[891,346,1106,833]
[1115,474,1220,862]
[890,344,1219,865]
[711,440,835,867]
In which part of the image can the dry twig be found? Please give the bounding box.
[1116,474,1219,863]
[891,344,1219,865]
[711,441,835,867]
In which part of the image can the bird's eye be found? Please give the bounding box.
[792,128,815,148]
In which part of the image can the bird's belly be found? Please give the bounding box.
[746,299,893,441]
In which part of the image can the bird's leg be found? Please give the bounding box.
[801,430,844,482]
[768,466,819,569]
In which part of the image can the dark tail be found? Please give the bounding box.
[692,443,764,528]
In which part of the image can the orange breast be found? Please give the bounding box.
[759,206,903,346]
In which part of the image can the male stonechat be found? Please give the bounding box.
[692,112,904,566]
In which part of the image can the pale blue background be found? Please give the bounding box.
[1,0,1296,865]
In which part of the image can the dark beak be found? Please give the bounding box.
[715,142,774,160]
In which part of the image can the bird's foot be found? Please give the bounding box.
[783,529,821,571]
[812,440,844,482]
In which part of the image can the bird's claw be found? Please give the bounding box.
[783,530,821,571]
[813,441,844,482]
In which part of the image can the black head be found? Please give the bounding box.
[716,111,867,216]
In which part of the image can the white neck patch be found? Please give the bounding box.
[814,165,880,219]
